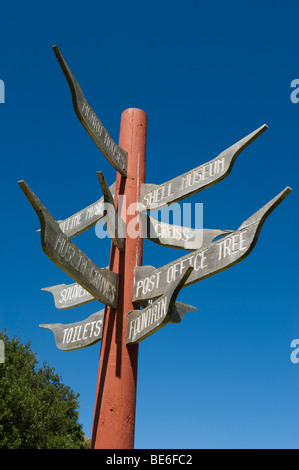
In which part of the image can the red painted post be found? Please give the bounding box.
[90,108,147,449]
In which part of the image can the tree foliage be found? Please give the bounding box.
[0,328,89,449]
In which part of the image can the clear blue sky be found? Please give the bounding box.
[1,0,298,449]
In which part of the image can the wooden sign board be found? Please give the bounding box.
[141,299,198,324]
[40,310,105,351]
[97,171,126,251]
[127,266,193,344]
[37,181,116,238]
[18,180,119,308]
[58,182,115,238]
[142,213,232,251]
[42,283,95,309]
[42,279,197,323]
[133,187,292,302]
[140,125,267,210]
[53,46,127,176]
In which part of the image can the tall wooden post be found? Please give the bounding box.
[90,108,147,449]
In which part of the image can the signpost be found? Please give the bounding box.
[127,266,193,344]
[18,46,292,450]
[53,46,127,176]
[142,213,232,250]
[133,187,291,302]
[41,279,198,323]
[18,180,118,308]
[140,124,268,210]
[40,310,105,351]
[41,282,95,310]
[56,181,115,238]
[97,171,126,251]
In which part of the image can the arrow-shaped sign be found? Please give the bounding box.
[41,280,197,324]
[140,124,268,210]
[127,266,194,344]
[58,182,115,238]
[40,310,105,351]
[37,181,116,238]
[41,283,95,310]
[142,213,232,250]
[52,46,127,176]
[133,187,292,302]
[97,171,126,251]
[18,180,119,308]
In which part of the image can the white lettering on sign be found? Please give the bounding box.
[59,213,83,233]
[128,297,167,342]
[89,268,117,304]
[217,231,247,260]
[135,229,249,298]
[53,235,116,305]
[62,319,103,345]
[142,157,225,207]
[82,102,103,136]
[155,222,194,242]
[180,157,225,190]
[143,183,174,207]
[85,200,104,220]
[81,101,125,169]
[135,249,208,298]
[59,284,90,304]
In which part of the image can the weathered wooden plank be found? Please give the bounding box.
[42,279,197,323]
[140,125,268,210]
[37,181,116,238]
[127,266,193,344]
[142,213,232,250]
[133,187,292,302]
[52,46,127,176]
[40,310,105,351]
[42,283,95,310]
[18,180,119,308]
[142,299,198,324]
[97,171,126,251]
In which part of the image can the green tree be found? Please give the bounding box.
[0,328,89,449]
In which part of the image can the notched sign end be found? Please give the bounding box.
[238,186,292,233]
[168,301,198,324]
[127,266,194,345]
[52,46,128,177]
[221,123,268,175]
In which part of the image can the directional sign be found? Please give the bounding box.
[39,310,105,351]
[53,46,127,176]
[142,213,232,250]
[127,266,193,344]
[18,180,119,308]
[42,283,95,310]
[97,171,126,251]
[37,181,116,238]
[133,187,292,302]
[142,299,198,325]
[59,182,115,238]
[41,279,197,323]
[140,124,268,210]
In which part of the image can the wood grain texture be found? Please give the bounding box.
[140,125,268,210]
[97,171,126,251]
[41,282,95,309]
[40,310,105,351]
[18,180,119,308]
[41,279,197,322]
[127,266,193,344]
[133,187,292,302]
[141,213,232,250]
[53,46,127,176]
